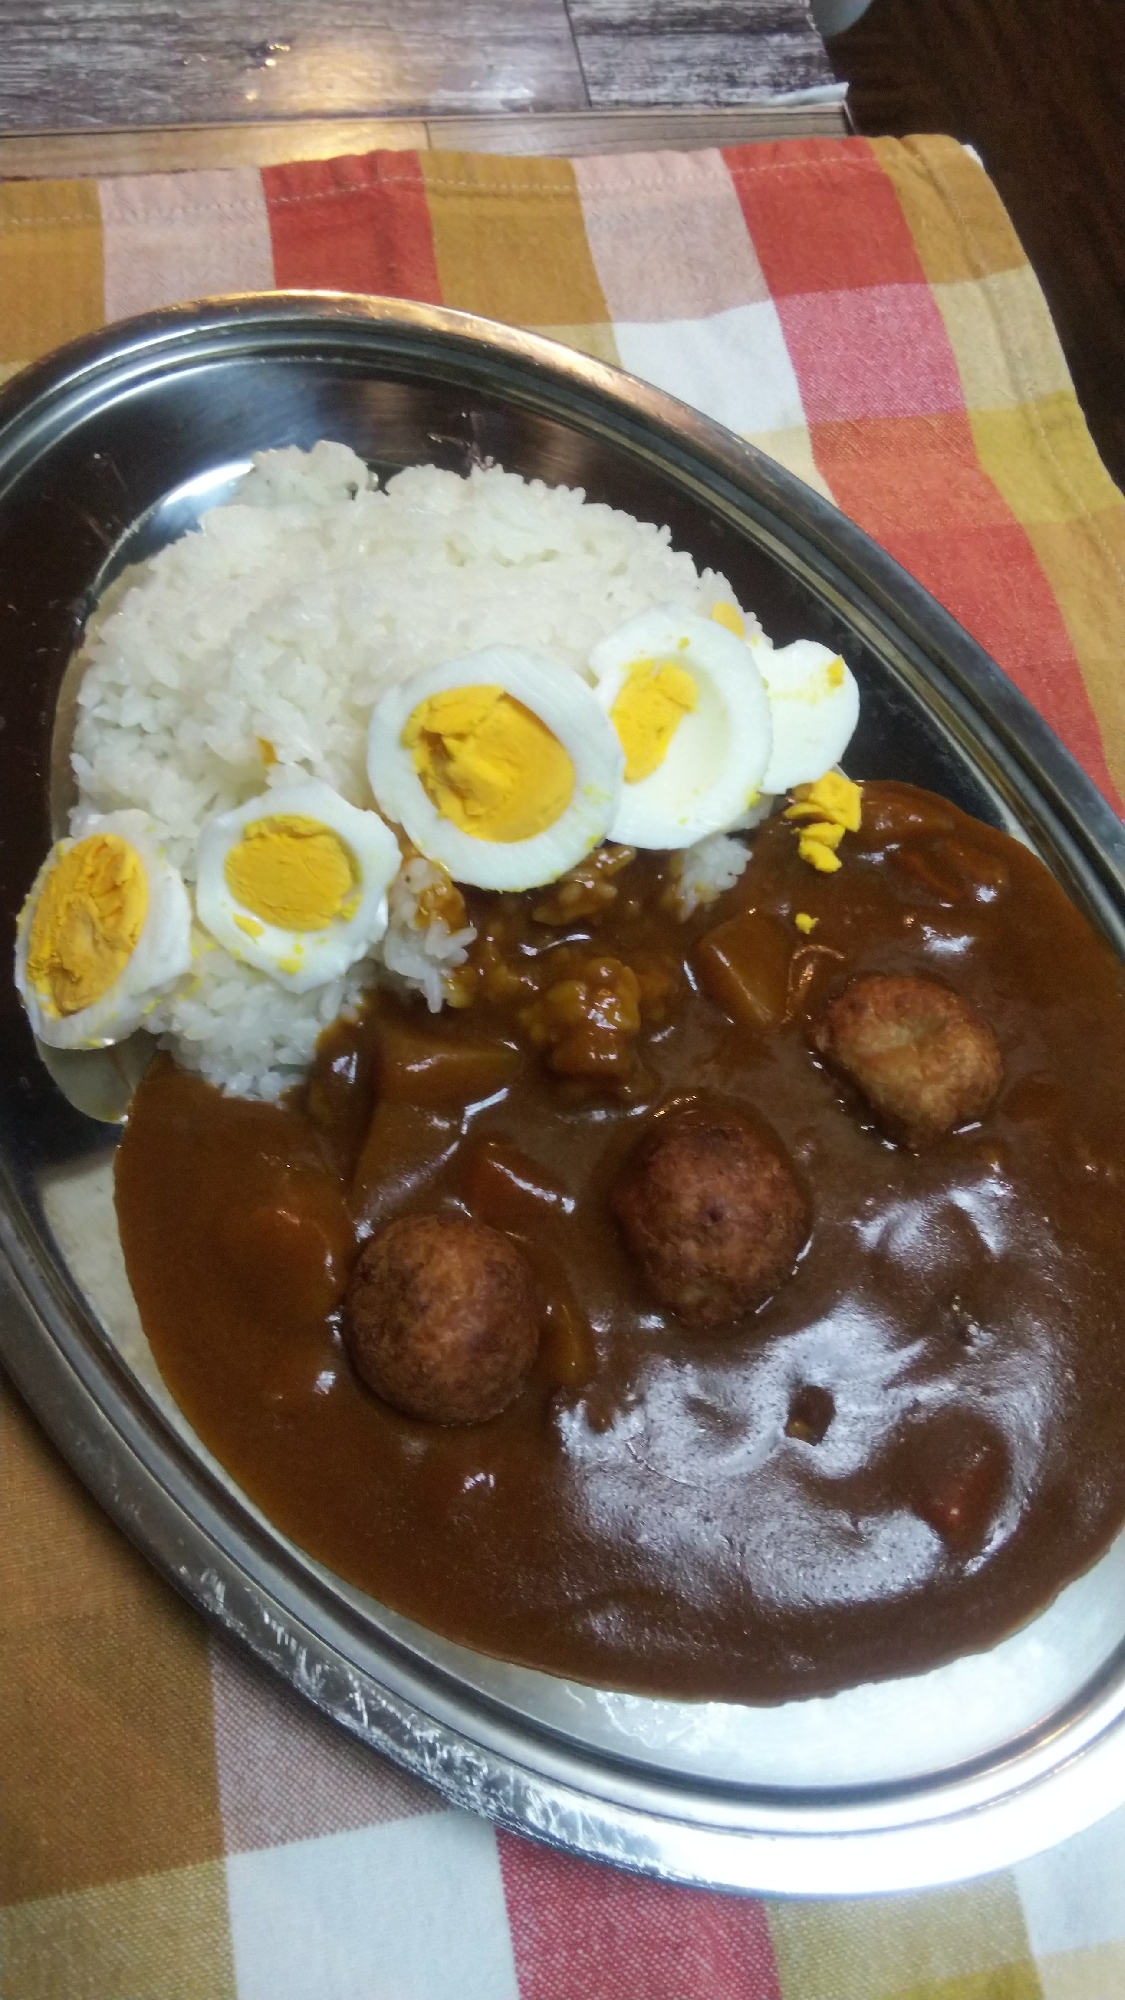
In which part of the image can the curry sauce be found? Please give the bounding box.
[114,784,1125,1702]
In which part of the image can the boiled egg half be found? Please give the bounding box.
[366,647,624,891]
[15,810,193,1048]
[195,778,400,992]
[588,606,773,849]
[758,639,860,795]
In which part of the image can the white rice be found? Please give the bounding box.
[381,854,477,1014]
[671,831,758,921]
[70,442,759,1099]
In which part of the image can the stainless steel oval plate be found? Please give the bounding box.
[2,294,1125,1897]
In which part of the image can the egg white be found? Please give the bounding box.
[195,779,400,993]
[758,640,860,795]
[15,809,193,1049]
[588,607,773,850]
[366,647,624,891]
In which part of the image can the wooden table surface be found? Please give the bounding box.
[0,0,836,131]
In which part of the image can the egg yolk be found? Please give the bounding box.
[224,816,359,931]
[710,602,746,640]
[404,685,575,844]
[610,660,698,784]
[785,773,863,874]
[26,833,148,1017]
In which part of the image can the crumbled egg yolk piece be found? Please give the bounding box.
[609,659,698,783]
[784,772,863,874]
[710,601,746,640]
[224,815,359,931]
[404,685,575,844]
[26,833,148,1017]
[257,737,278,767]
[794,911,819,934]
[797,831,843,874]
[786,772,863,832]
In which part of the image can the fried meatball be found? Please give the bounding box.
[811,972,1002,1149]
[345,1213,540,1425]
[612,1112,810,1329]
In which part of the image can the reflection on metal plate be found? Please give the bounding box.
[35,1032,156,1124]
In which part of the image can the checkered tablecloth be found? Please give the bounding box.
[3,133,1125,1999]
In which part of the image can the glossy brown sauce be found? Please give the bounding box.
[114,784,1125,1702]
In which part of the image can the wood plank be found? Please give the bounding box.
[0,0,589,133]
[568,0,836,109]
[430,102,847,152]
[829,0,1125,494]
[0,104,848,180]
[0,121,429,179]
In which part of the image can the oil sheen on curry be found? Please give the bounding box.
[115,782,1125,1704]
